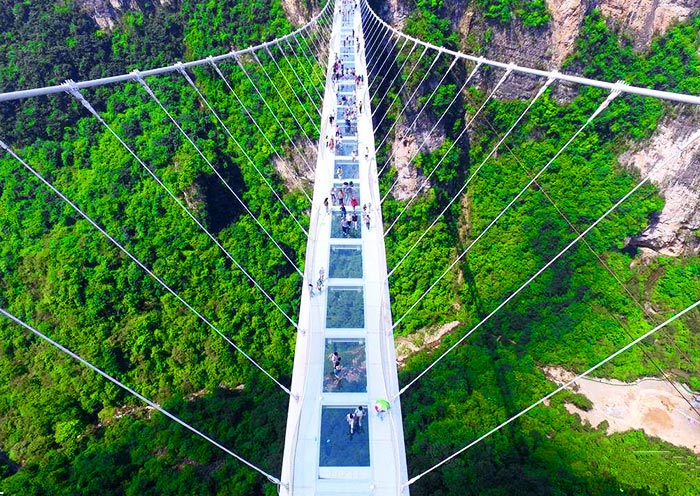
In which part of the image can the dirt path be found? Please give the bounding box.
[545,366,700,453]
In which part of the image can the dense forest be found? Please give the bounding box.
[1,0,700,494]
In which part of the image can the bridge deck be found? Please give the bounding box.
[280,1,409,494]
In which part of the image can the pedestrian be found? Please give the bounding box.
[333,361,343,382]
[364,213,370,230]
[350,196,358,210]
[351,212,358,230]
[341,217,349,236]
[340,204,347,218]
[353,406,365,429]
[346,412,356,434]
[329,351,341,365]
[330,187,338,205]
[336,166,342,179]
[329,114,335,125]
[359,101,362,114]
[364,146,369,160]
[338,189,344,205]
[323,197,329,214]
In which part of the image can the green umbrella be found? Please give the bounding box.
[374,399,390,412]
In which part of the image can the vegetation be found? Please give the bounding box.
[1,0,700,495]
[372,3,700,495]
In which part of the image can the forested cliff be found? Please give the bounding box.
[1,0,700,494]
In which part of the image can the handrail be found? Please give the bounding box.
[360,0,700,105]
[0,0,332,102]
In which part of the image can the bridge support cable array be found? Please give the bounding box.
[387,76,555,276]
[376,58,480,178]
[134,71,310,251]
[208,59,314,205]
[393,93,700,400]
[280,0,409,493]
[392,87,622,335]
[233,55,318,175]
[0,307,283,486]
[360,0,700,105]
[0,137,295,394]
[479,110,700,418]
[403,295,700,486]
[0,0,333,103]
[381,63,510,207]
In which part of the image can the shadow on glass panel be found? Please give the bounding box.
[319,406,370,467]
[329,245,363,279]
[330,211,361,239]
[324,338,366,392]
[326,286,364,328]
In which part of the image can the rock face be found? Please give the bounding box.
[76,0,171,29]
[598,0,700,49]
[622,111,700,256]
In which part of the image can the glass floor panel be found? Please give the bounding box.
[334,160,359,179]
[326,286,364,328]
[335,140,357,157]
[331,181,361,207]
[330,212,361,239]
[337,83,355,93]
[329,245,363,279]
[319,406,370,467]
[323,338,366,392]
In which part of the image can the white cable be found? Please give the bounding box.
[378,59,482,177]
[359,0,700,105]
[272,44,323,116]
[373,50,443,146]
[160,68,306,274]
[404,296,700,486]
[0,137,296,394]
[234,55,317,173]
[207,60,313,206]
[249,52,319,150]
[372,42,420,117]
[263,47,321,131]
[393,87,622,332]
[0,307,283,485]
[388,77,554,276]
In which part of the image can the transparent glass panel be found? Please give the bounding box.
[330,212,361,239]
[323,338,366,392]
[326,286,364,328]
[333,159,359,179]
[319,406,370,467]
[329,245,363,278]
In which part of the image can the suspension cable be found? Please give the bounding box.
[382,65,511,206]
[392,86,623,333]
[282,39,325,102]
[383,66,513,223]
[483,111,700,418]
[234,55,317,174]
[0,138,296,394]
[249,52,319,150]
[373,50,443,149]
[372,42,420,117]
[0,307,283,485]
[369,37,406,96]
[263,47,321,130]
[273,44,323,115]
[388,77,553,276]
[208,59,313,205]
[378,59,482,178]
[359,0,700,105]
[403,296,700,487]
[142,68,306,272]
[0,0,333,102]
[396,137,659,398]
